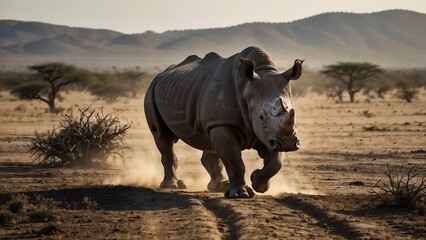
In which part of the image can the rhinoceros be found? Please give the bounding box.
[144,46,302,198]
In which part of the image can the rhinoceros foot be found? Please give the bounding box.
[207,180,229,192]
[250,169,270,193]
[160,179,186,189]
[225,185,255,198]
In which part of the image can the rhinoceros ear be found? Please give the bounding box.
[239,58,255,80]
[282,59,304,80]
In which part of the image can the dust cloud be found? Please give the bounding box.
[103,150,163,188]
[266,168,319,196]
[103,147,211,192]
[105,147,319,196]
[244,151,320,196]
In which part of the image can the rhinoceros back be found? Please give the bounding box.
[145,52,235,150]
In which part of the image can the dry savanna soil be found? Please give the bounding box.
[0,90,425,239]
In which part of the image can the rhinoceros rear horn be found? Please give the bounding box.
[282,59,304,81]
[239,58,255,80]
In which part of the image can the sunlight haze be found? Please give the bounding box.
[1,0,425,33]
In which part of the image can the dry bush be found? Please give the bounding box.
[30,106,131,167]
[0,194,60,224]
[81,197,98,210]
[7,194,29,214]
[371,164,426,214]
[0,207,13,225]
[28,195,59,222]
[0,194,30,225]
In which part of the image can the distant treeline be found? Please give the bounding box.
[0,61,425,112]
[292,64,426,103]
[0,62,155,112]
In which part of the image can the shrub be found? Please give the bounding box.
[29,106,131,167]
[7,194,29,214]
[89,79,129,103]
[0,194,61,224]
[28,205,56,222]
[371,164,426,214]
[0,207,13,225]
[81,197,98,210]
[28,195,59,222]
[0,194,29,225]
[394,81,419,103]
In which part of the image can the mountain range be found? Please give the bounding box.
[1,9,425,70]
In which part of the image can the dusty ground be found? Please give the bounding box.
[0,90,425,239]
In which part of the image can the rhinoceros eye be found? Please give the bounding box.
[259,114,265,124]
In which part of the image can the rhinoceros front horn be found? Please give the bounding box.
[280,109,295,132]
[282,59,304,80]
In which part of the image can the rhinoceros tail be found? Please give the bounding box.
[144,77,177,142]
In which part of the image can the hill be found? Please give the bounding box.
[0,10,425,69]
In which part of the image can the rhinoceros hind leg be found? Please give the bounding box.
[153,131,186,190]
[177,179,186,189]
[201,152,229,192]
[160,179,186,189]
[225,185,255,198]
[208,180,229,192]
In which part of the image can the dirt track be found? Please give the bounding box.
[1,181,425,239]
[0,91,425,239]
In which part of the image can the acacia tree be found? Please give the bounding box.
[89,72,129,103]
[394,80,419,103]
[321,62,382,103]
[0,71,32,91]
[363,72,394,100]
[326,82,346,103]
[395,70,426,103]
[12,62,87,112]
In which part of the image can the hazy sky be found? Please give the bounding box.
[1,0,425,33]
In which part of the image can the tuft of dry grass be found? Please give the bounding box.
[28,205,56,222]
[0,194,61,224]
[362,110,374,118]
[7,194,29,214]
[28,195,59,222]
[0,207,13,225]
[81,196,98,210]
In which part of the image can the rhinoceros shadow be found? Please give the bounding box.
[0,185,201,211]
[0,163,206,211]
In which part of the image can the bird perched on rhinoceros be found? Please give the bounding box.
[144,46,303,198]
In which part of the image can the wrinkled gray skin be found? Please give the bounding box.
[144,46,303,198]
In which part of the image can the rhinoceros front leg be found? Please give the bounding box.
[200,152,229,192]
[154,136,186,189]
[250,144,283,193]
[209,126,255,198]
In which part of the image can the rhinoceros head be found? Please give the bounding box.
[241,58,303,152]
